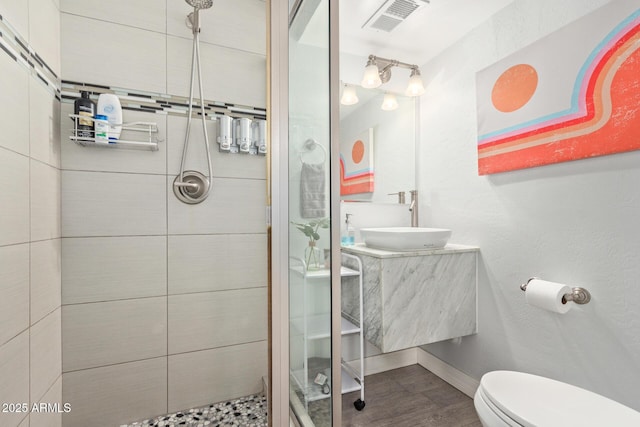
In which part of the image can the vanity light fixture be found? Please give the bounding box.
[361,57,383,88]
[405,67,426,96]
[361,54,425,97]
[381,93,399,111]
[340,84,359,105]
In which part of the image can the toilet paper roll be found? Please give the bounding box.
[525,279,572,314]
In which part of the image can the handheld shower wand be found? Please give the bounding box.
[174,0,215,204]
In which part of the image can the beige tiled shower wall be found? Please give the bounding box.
[58,1,268,426]
[0,1,63,426]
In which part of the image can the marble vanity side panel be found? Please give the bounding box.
[380,252,477,352]
[358,255,383,349]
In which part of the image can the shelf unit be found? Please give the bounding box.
[68,114,160,151]
[289,253,365,411]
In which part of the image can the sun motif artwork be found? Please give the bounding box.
[491,64,538,113]
[476,1,640,175]
[352,140,365,164]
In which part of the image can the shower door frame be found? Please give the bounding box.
[268,0,341,425]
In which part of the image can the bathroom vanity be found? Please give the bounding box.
[341,244,478,353]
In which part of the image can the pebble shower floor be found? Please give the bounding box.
[124,394,267,427]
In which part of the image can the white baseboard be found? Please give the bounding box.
[416,347,479,398]
[346,347,417,376]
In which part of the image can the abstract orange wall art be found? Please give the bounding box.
[476,1,640,175]
[340,128,374,195]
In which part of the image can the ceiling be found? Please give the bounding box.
[300,0,514,67]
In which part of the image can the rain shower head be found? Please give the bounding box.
[185,0,213,9]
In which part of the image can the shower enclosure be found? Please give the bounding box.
[56,1,269,426]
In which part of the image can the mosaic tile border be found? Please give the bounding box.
[124,394,267,427]
[61,81,267,122]
[0,13,61,99]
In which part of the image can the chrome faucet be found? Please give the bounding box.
[409,190,418,227]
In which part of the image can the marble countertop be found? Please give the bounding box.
[341,243,479,258]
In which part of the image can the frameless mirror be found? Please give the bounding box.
[339,88,416,203]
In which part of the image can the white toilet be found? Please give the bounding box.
[474,371,640,427]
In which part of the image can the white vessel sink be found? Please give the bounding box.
[360,227,452,251]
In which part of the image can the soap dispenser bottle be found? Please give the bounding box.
[341,214,355,246]
[347,214,355,245]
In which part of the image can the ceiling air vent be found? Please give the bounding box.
[363,0,430,33]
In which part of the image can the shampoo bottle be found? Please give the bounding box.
[97,94,123,141]
[73,91,95,140]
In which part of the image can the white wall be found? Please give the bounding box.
[417,0,640,411]
[58,1,267,425]
[0,1,63,426]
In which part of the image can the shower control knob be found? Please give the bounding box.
[173,171,210,204]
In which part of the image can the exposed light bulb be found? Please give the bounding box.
[405,68,425,96]
[340,85,359,105]
[381,93,399,111]
[361,63,382,88]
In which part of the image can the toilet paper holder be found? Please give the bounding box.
[520,277,591,305]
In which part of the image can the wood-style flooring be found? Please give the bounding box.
[341,364,482,427]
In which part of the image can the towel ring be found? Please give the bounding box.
[299,138,327,164]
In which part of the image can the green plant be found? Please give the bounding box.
[291,217,330,243]
[291,217,330,267]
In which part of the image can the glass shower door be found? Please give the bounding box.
[288,0,335,425]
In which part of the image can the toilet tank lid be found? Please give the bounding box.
[480,371,640,427]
